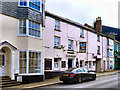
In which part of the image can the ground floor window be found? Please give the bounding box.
[45,59,52,70]
[0,55,5,66]
[61,61,66,68]
[19,51,41,74]
[54,58,60,70]
[19,51,27,73]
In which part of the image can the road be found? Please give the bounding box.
[29,73,119,89]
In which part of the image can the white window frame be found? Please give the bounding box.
[18,0,42,12]
[80,29,84,37]
[55,20,60,30]
[18,50,42,75]
[18,20,42,39]
[18,0,29,7]
[54,36,60,48]
[68,40,73,50]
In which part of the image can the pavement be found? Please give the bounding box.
[4,70,119,89]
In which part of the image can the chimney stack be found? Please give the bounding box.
[94,17,102,32]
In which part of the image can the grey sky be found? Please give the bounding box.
[46,0,119,28]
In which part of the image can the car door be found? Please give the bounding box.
[76,68,86,80]
[83,68,90,80]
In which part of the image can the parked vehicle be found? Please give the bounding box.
[59,68,96,83]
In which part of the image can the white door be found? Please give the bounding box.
[0,54,6,76]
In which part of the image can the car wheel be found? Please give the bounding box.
[78,76,83,83]
[92,75,96,80]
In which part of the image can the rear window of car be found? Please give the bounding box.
[72,68,84,73]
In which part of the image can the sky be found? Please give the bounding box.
[45,0,119,28]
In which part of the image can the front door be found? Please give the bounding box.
[0,54,6,76]
[68,59,73,69]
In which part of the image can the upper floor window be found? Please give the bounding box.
[55,20,60,30]
[97,46,100,55]
[54,36,60,48]
[108,39,114,46]
[19,19,26,35]
[18,0,41,11]
[19,0,27,6]
[80,42,86,53]
[29,0,41,11]
[80,29,84,37]
[97,35,100,42]
[107,49,113,57]
[68,40,73,50]
[19,19,41,38]
[29,20,41,37]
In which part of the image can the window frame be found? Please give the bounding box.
[18,50,42,75]
[61,61,66,68]
[80,29,84,38]
[54,36,60,48]
[18,0,42,12]
[55,20,60,31]
[18,19,42,39]
[97,46,100,55]
[68,39,73,50]
[97,35,100,42]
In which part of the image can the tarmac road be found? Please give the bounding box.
[33,73,119,89]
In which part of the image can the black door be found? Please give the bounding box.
[68,59,72,69]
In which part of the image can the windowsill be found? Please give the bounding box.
[18,35,42,40]
[54,29,61,32]
[54,46,61,49]
[67,49,74,51]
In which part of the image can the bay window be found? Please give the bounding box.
[19,51,42,74]
[19,19,41,38]
[18,0,41,12]
[19,51,27,73]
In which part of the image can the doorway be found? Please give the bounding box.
[68,59,73,69]
[0,49,6,76]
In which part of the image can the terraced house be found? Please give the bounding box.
[44,12,115,78]
[0,0,45,84]
[0,0,118,85]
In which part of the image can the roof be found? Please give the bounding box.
[102,25,120,41]
[45,11,114,40]
[0,41,17,50]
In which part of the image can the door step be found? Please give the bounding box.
[0,76,20,88]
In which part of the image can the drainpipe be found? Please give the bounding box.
[102,36,103,72]
[87,30,88,70]
[42,0,45,80]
